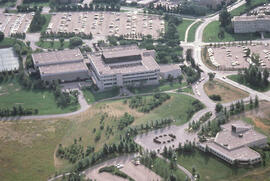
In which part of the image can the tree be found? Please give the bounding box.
[215,103,223,113]
[208,73,215,81]
[246,0,251,6]
[263,69,269,86]
[255,95,259,108]
[0,31,4,42]
[219,8,231,27]
[69,37,83,48]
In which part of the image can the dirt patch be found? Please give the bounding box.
[204,79,249,103]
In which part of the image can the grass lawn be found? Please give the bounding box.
[177,19,194,41]
[203,21,261,42]
[0,79,79,115]
[41,14,52,33]
[228,74,270,92]
[23,2,50,7]
[0,38,16,48]
[0,119,73,181]
[129,81,188,94]
[187,21,202,42]
[203,79,249,103]
[36,40,70,49]
[0,1,15,7]
[230,0,269,17]
[82,87,120,104]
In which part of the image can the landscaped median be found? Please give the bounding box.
[187,21,202,42]
[177,19,194,41]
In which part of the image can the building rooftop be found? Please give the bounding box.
[159,64,180,73]
[32,49,83,66]
[0,48,19,72]
[215,120,267,150]
[39,62,88,75]
[89,46,160,76]
[232,15,270,22]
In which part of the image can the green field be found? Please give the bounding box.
[0,38,16,48]
[187,21,202,42]
[36,40,70,49]
[203,21,262,42]
[177,19,194,41]
[0,1,15,7]
[227,74,270,92]
[82,87,120,104]
[230,0,269,17]
[0,79,79,115]
[41,14,52,33]
[129,81,188,94]
[23,1,50,7]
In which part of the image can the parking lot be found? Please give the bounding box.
[209,43,270,69]
[0,13,33,36]
[84,154,161,181]
[47,11,164,39]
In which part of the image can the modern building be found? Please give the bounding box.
[232,15,270,33]
[198,120,267,165]
[194,0,233,9]
[32,49,90,82]
[88,45,161,90]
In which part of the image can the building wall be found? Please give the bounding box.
[233,18,270,33]
[160,69,181,79]
[41,70,89,82]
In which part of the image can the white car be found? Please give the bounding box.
[115,164,124,169]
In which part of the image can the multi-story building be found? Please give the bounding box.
[232,15,270,33]
[32,49,90,82]
[88,45,161,90]
[198,120,267,165]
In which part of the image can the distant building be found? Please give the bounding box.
[88,45,161,90]
[198,120,267,165]
[32,49,90,82]
[232,15,270,33]
[194,0,233,9]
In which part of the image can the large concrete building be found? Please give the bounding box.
[232,15,270,33]
[32,49,90,82]
[88,45,161,90]
[198,121,267,165]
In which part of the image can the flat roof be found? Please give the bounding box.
[0,48,19,72]
[89,46,160,76]
[102,49,142,60]
[39,62,88,75]
[32,49,83,65]
[159,64,180,73]
[215,120,267,150]
[233,15,270,22]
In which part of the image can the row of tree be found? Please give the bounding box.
[53,3,120,12]
[0,106,38,117]
[10,33,26,40]
[17,5,42,12]
[41,31,93,39]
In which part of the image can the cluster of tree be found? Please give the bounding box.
[128,93,170,113]
[186,100,204,119]
[41,31,93,40]
[209,94,221,101]
[0,0,16,5]
[229,96,259,115]
[182,65,201,84]
[237,65,269,89]
[199,111,212,123]
[126,118,174,137]
[188,111,212,132]
[54,3,120,12]
[0,105,38,117]
[73,138,138,172]
[10,33,26,40]
[118,112,134,130]
[69,37,83,48]
[29,11,46,32]
[17,5,42,12]
[148,1,209,16]
[0,31,4,42]
[23,0,49,3]
[218,8,233,38]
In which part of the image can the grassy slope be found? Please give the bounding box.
[203,79,249,103]
[36,41,70,49]
[82,88,120,104]
[187,21,202,42]
[0,79,79,115]
[203,21,261,42]
[0,119,73,181]
[228,74,270,92]
[177,19,194,41]
[129,81,188,94]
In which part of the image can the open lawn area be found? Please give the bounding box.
[177,19,194,41]
[36,40,70,49]
[203,21,261,42]
[187,21,202,42]
[228,74,270,92]
[41,14,52,33]
[82,87,120,104]
[0,79,79,115]
[230,0,269,17]
[203,79,249,103]
[0,38,16,48]
[129,81,188,94]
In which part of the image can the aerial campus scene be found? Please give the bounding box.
[1,0,270,181]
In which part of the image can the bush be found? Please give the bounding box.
[69,37,83,48]
[209,94,221,101]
